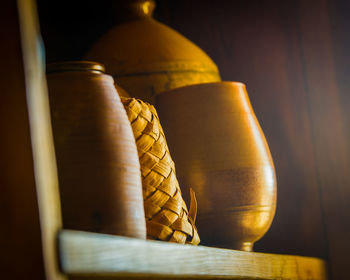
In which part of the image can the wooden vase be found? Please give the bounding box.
[156,82,277,251]
[85,0,220,104]
[46,61,146,239]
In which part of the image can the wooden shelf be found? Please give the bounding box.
[58,230,327,279]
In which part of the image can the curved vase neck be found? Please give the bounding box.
[116,0,156,22]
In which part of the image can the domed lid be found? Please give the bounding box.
[86,0,220,77]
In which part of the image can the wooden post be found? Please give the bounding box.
[0,0,66,279]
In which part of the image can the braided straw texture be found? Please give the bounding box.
[121,97,200,245]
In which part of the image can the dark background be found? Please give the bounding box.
[37,1,350,279]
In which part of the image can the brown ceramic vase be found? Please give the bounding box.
[156,82,277,251]
[46,61,146,239]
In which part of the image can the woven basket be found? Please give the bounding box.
[121,97,200,245]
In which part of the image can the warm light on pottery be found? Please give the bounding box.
[46,61,146,239]
[156,82,277,251]
[85,0,221,104]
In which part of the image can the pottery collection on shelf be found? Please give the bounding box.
[46,0,277,251]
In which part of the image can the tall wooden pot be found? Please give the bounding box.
[156,82,277,251]
[46,61,146,238]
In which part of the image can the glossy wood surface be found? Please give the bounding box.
[47,67,146,238]
[59,230,327,280]
[156,82,276,251]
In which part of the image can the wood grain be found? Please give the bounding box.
[327,3,350,279]
[3,0,66,279]
[0,1,45,278]
[59,230,327,280]
[0,0,65,279]
[296,1,350,279]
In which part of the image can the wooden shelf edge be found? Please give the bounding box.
[58,230,328,280]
